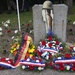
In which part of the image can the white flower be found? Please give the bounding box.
[22,65,26,69]
[57,57,62,59]
[6,58,9,61]
[41,67,44,70]
[45,55,49,60]
[30,30,33,33]
[14,30,18,34]
[4,23,8,27]
[0,27,2,31]
[38,67,42,71]
[52,46,56,49]
[66,65,70,70]
[6,19,10,24]
[51,41,56,43]
[46,42,50,48]
[41,52,48,57]
[11,36,15,39]
[73,21,75,25]
[51,53,55,56]
[73,47,75,51]
[29,20,32,22]
[2,21,4,24]
[36,60,39,62]
[26,58,30,61]
[0,32,3,35]
[14,38,18,42]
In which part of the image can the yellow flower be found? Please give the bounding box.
[13,48,17,51]
[28,48,35,53]
[10,50,13,53]
[16,44,20,49]
[32,45,35,49]
[30,54,33,58]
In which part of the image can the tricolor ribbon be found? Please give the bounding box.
[20,60,45,67]
[14,35,33,67]
[0,62,15,69]
[55,58,75,64]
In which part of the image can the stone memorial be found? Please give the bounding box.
[32,5,46,45]
[33,4,68,45]
[53,4,68,42]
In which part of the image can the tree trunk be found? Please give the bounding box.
[66,0,73,14]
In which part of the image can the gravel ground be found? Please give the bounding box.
[0,68,75,75]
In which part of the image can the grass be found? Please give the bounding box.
[67,5,75,23]
[0,9,33,28]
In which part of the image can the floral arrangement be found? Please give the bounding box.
[20,57,45,71]
[0,57,15,70]
[20,39,46,71]
[37,36,63,60]
[10,42,20,56]
[49,52,75,71]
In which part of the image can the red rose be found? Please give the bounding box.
[7,30,11,33]
[54,66,58,70]
[70,46,73,52]
[27,23,30,26]
[42,40,46,46]
[59,65,65,71]
[0,66,2,70]
[56,40,59,45]
[7,59,14,65]
[29,65,34,70]
[32,56,36,60]
[38,58,42,62]
[72,66,75,71]
[48,36,52,41]
[1,57,6,62]
[49,54,52,59]
[48,43,52,47]
[49,62,53,67]
[65,53,71,58]
[38,51,42,56]
[45,63,48,67]
[33,50,37,53]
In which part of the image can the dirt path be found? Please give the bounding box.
[0,68,75,75]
